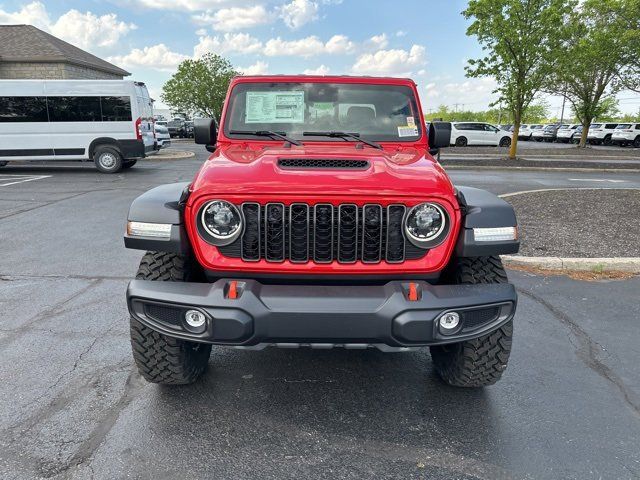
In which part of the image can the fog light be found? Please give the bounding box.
[185,309,206,328]
[439,312,460,333]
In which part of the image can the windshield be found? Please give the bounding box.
[223,82,422,142]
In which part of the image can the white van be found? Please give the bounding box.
[0,80,156,173]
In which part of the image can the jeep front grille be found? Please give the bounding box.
[218,203,429,264]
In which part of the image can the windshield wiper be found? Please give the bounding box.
[229,130,302,146]
[303,131,383,150]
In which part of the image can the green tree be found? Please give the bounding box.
[162,53,238,119]
[547,0,640,146]
[463,0,575,158]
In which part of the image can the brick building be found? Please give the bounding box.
[0,25,130,80]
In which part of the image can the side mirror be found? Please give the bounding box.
[194,118,217,149]
[428,121,452,155]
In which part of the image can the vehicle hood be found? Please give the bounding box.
[189,143,456,201]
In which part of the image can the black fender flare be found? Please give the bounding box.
[455,186,520,257]
[124,182,191,253]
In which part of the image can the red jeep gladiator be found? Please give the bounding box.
[125,75,519,387]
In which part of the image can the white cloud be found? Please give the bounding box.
[0,1,50,30]
[396,30,407,37]
[422,78,499,111]
[303,65,330,75]
[368,33,388,50]
[194,33,263,57]
[0,2,135,50]
[279,0,319,29]
[137,0,245,11]
[240,60,269,75]
[352,45,427,76]
[195,28,208,36]
[194,5,272,31]
[108,44,189,71]
[325,34,355,54]
[51,10,136,49]
[264,36,324,57]
[263,35,356,57]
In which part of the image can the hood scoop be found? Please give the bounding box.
[277,158,370,170]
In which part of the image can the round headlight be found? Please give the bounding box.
[199,200,242,245]
[404,203,448,248]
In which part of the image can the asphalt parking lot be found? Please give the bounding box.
[1,146,639,479]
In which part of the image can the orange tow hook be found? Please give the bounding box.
[227,280,238,300]
[408,282,419,302]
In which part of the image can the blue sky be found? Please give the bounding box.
[1,0,638,115]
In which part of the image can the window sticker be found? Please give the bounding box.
[245,91,305,123]
[398,125,419,137]
[406,116,416,127]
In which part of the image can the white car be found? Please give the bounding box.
[531,125,546,142]
[154,124,171,149]
[556,124,581,143]
[611,123,640,147]
[518,124,532,139]
[451,122,512,147]
[587,122,619,145]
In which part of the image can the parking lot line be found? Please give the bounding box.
[0,174,52,187]
[567,178,628,183]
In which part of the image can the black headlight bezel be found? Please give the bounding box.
[404,202,450,249]
[197,200,243,246]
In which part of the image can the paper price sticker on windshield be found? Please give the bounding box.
[398,125,419,137]
[246,91,305,123]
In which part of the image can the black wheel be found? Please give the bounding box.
[431,256,513,387]
[603,135,612,146]
[633,136,640,148]
[0,161,7,167]
[122,159,137,169]
[499,136,511,147]
[93,146,123,173]
[535,136,543,142]
[455,136,468,147]
[130,252,211,385]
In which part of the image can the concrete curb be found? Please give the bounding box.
[502,255,640,273]
[149,150,195,160]
[441,165,640,173]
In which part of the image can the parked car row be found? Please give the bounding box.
[516,122,640,147]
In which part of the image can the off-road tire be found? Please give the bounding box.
[431,256,513,387]
[130,251,211,385]
[455,136,468,147]
[603,134,612,146]
[122,159,137,169]
[94,146,123,173]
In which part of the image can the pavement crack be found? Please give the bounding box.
[1,273,130,281]
[0,191,92,220]
[0,279,103,348]
[56,369,147,479]
[518,287,640,417]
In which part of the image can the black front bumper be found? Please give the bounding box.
[127,279,517,348]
